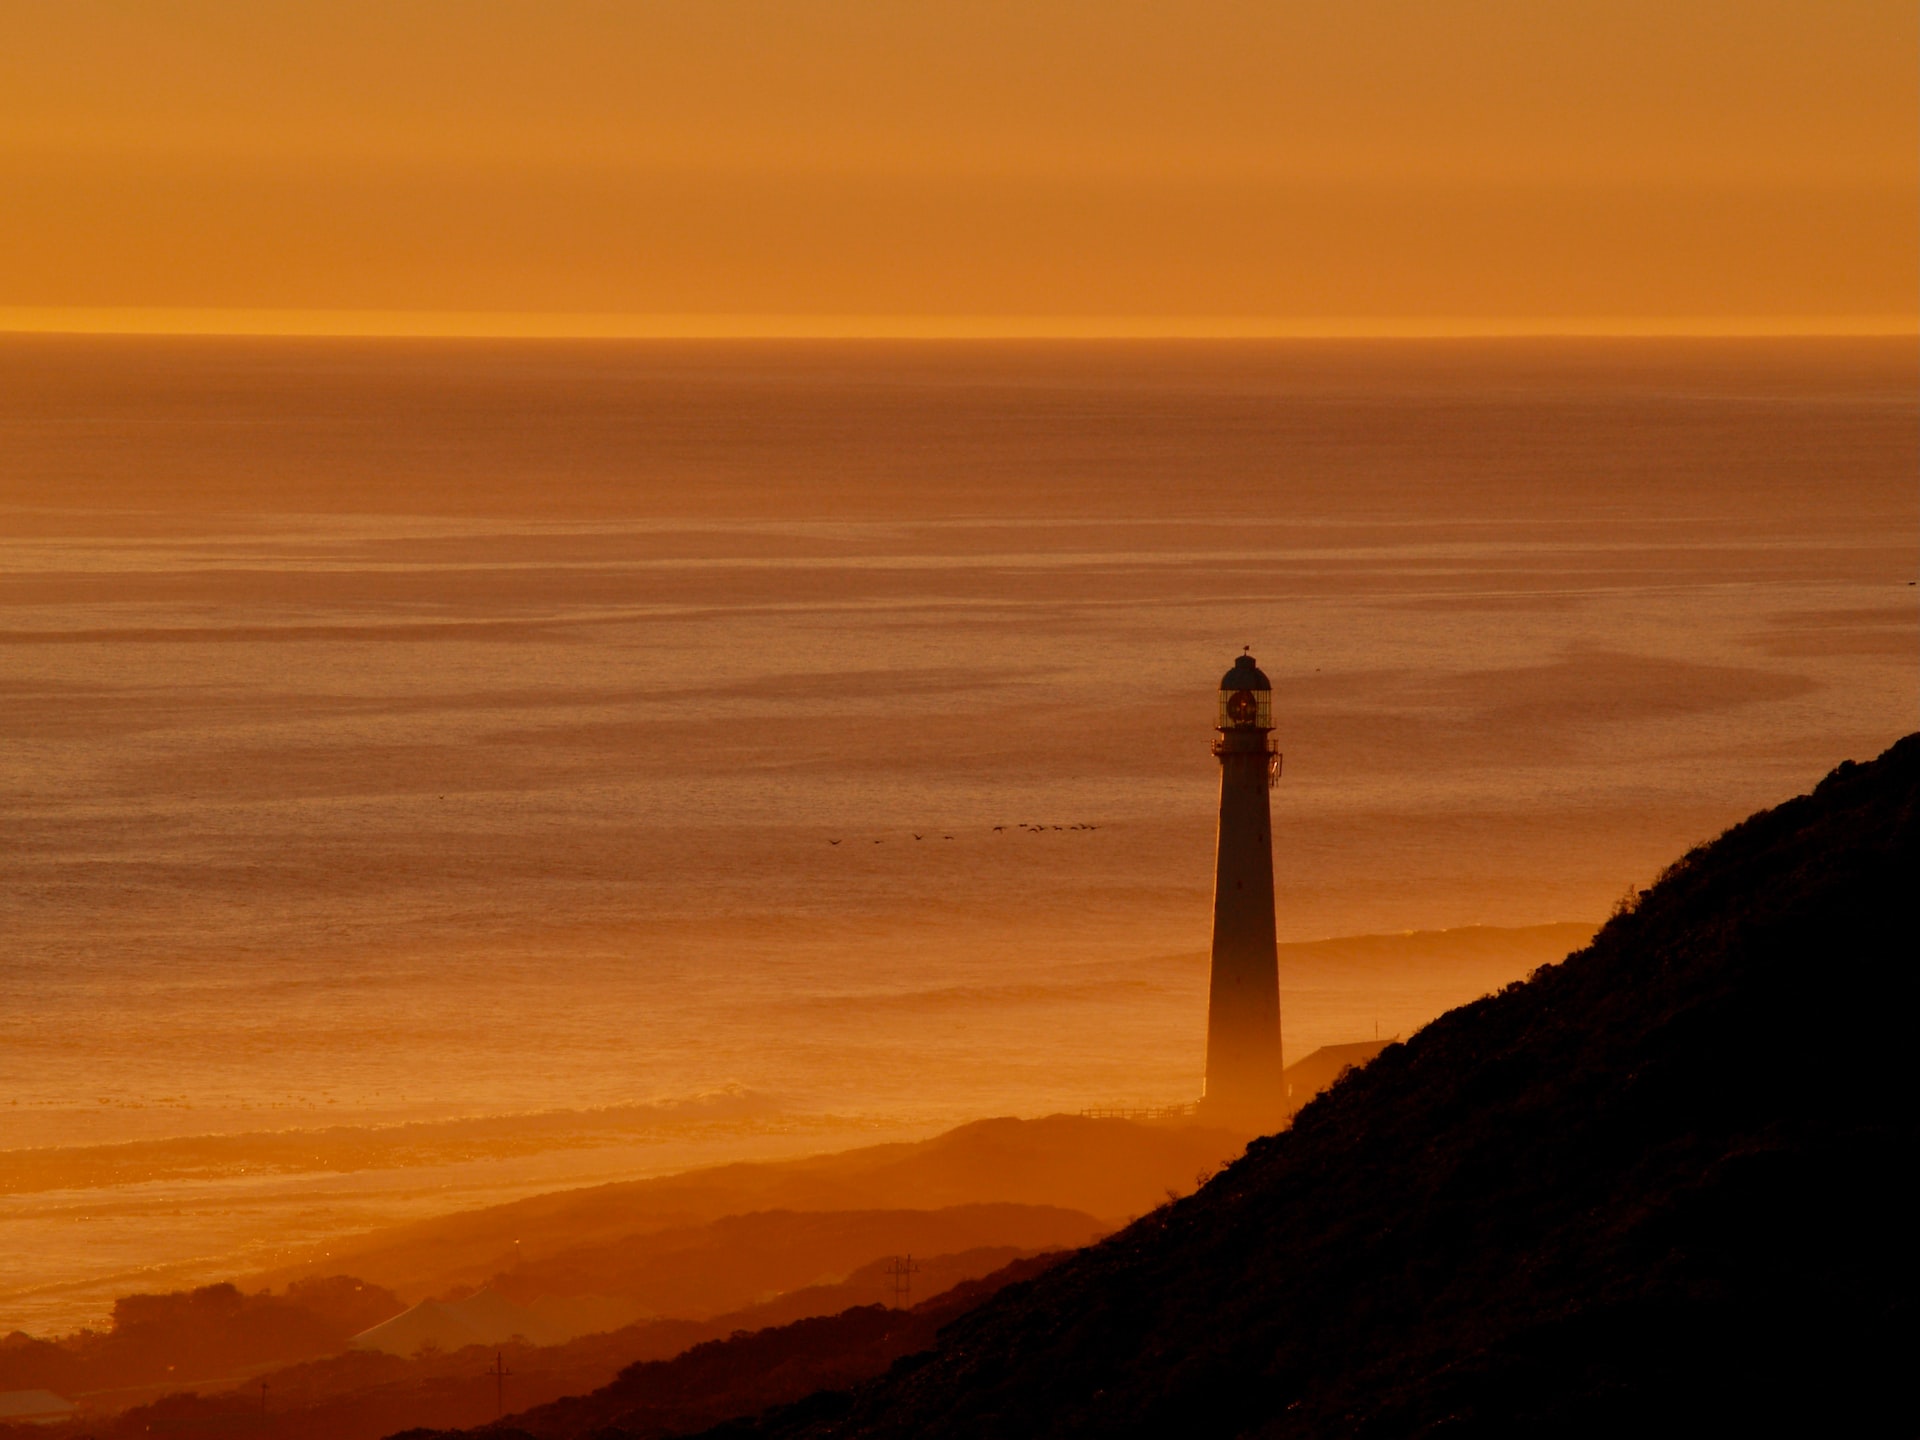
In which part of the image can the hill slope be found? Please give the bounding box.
[25,1255,1062,1440]
[719,738,1917,1437]
[479,1253,1068,1440]
[250,1117,1243,1305]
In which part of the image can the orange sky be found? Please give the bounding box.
[1,1,1914,334]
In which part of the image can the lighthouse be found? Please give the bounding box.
[1203,651,1285,1127]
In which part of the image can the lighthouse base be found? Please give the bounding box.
[1198,1084,1288,1136]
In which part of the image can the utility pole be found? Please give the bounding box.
[489,1351,512,1420]
[883,1254,921,1308]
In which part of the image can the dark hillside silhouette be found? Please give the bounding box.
[686,736,1918,1437]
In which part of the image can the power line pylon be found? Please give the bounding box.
[883,1254,921,1308]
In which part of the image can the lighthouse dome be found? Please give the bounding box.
[1219,653,1272,692]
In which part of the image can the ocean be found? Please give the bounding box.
[1,335,1913,1332]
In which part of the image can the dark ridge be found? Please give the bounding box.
[704,735,1918,1437]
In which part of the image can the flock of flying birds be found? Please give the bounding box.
[827,823,1101,845]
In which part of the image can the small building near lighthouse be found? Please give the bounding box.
[1202,651,1286,1129]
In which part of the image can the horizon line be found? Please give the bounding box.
[2,307,1915,341]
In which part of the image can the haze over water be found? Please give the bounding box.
[2,336,1913,1332]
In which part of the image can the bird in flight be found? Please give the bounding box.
[992,825,1005,833]
[913,833,924,841]
[829,839,842,845]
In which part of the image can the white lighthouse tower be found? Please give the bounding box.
[1203,651,1285,1128]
